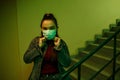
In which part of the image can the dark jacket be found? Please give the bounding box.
[23,36,72,80]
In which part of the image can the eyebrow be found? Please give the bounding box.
[50,26,55,28]
[42,26,56,29]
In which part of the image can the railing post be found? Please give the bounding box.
[78,65,81,80]
[113,35,117,80]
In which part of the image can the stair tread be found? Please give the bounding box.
[90,43,120,50]
[72,58,120,77]
[110,26,120,31]
[98,37,120,41]
[81,50,120,64]
[102,31,120,39]
[71,58,110,78]
[95,37,120,48]
[85,43,120,60]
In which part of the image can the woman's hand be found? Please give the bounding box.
[54,37,61,47]
[39,37,46,47]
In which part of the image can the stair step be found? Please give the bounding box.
[95,37,120,48]
[116,19,120,26]
[102,31,120,39]
[71,58,108,80]
[110,26,120,32]
[77,50,120,64]
[72,57,120,79]
[69,73,77,80]
[115,68,120,80]
[75,51,120,74]
[85,43,120,62]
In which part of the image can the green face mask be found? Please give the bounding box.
[42,29,56,40]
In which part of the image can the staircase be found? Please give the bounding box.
[68,19,120,80]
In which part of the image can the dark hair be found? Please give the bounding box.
[40,13,59,37]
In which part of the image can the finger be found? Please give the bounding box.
[55,37,61,43]
[54,37,58,42]
[41,37,46,41]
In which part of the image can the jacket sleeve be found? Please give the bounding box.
[23,37,42,64]
[54,40,71,67]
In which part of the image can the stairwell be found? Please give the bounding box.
[68,19,120,80]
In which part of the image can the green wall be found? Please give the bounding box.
[17,0,120,56]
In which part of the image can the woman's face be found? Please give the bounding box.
[41,20,57,39]
[41,20,56,30]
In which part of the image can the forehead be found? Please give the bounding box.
[42,20,55,27]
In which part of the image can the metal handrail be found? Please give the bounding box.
[59,26,120,80]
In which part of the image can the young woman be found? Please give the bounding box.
[23,13,72,80]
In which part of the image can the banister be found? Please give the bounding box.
[59,26,120,80]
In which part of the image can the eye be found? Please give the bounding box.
[42,27,47,30]
[50,26,56,30]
